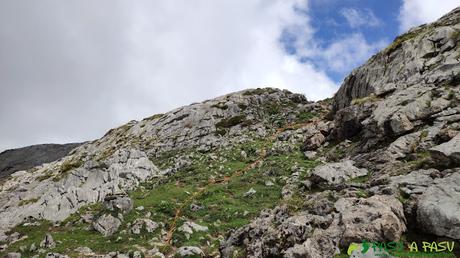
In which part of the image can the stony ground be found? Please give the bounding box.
[1,6,460,258]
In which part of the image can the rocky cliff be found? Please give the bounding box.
[1,7,460,258]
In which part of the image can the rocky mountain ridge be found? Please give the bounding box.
[1,7,460,258]
[0,143,82,179]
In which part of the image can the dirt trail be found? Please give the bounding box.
[164,119,319,245]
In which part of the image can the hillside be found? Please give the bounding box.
[0,143,82,179]
[1,7,460,258]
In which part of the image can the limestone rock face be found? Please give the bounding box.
[0,148,159,240]
[416,172,460,239]
[331,7,460,144]
[221,194,406,258]
[2,7,460,258]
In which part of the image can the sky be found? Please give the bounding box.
[0,0,459,152]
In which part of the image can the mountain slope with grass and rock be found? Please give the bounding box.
[1,7,460,258]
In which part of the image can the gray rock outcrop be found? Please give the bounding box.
[416,172,460,239]
[311,160,368,185]
[93,214,122,237]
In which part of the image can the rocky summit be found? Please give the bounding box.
[1,7,460,258]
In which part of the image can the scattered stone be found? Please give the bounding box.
[303,133,325,151]
[29,243,37,252]
[132,251,142,258]
[177,246,204,257]
[243,188,257,197]
[303,151,317,159]
[74,246,93,255]
[103,194,133,214]
[178,221,208,239]
[240,150,247,160]
[40,234,55,249]
[135,206,145,211]
[93,214,122,237]
[80,213,94,224]
[146,247,165,258]
[130,218,159,234]
[6,232,26,244]
[4,253,21,258]
[45,253,69,258]
[265,180,274,186]
[189,203,204,212]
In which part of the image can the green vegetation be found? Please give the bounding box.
[355,189,369,198]
[419,130,429,141]
[349,174,371,184]
[60,158,83,173]
[36,173,53,182]
[242,88,277,96]
[215,115,249,129]
[1,135,322,257]
[384,25,433,55]
[18,198,39,206]
[447,90,456,100]
[296,111,316,123]
[211,103,228,110]
[351,94,379,105]
[143,113,164,121]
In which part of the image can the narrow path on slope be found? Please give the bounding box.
[164,119,319,245]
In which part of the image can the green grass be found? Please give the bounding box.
[348,174,371,184]
[242,88,277,96]
[18,198,39,206]
[351,94,379,105]
[60,158,83,173]
[296,111,316,123]
[1,132,323,257]
[384,25,433,55]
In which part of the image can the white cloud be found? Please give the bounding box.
[340,8,382,28]
[315,33,388,73]
[280,13,387,75]
[398,0,460,32]
[0,0,338,151]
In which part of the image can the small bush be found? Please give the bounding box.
[216,115,247,128]
[60,158,83,173]
[18,198,39,206]
[351,94,379,105]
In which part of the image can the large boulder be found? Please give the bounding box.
[40,233,56,249]
[416,172,460,239]
[177,246,204,257]
[311,160,368,185]
[429,133,460,166]
[93,214,122,237]
[130,218,159,234]
[334,195,406,246]
[103,194,133,214]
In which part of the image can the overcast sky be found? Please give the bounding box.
[0,0,459,152]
